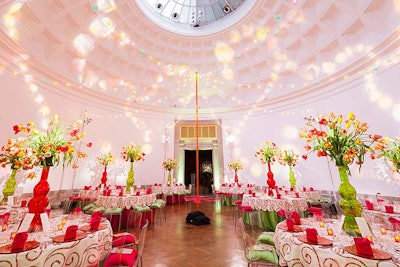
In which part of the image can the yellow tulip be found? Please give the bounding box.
[348,112,355,120]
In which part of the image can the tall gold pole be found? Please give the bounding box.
[195,72,200,209]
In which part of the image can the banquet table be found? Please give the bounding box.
[219,185,255,206]
[79,189,100,199]
[242,194,309,231]
[0,206,28,223]
[363,208,400,230]
[151,184,186,195]
[274,218,400,267]
[96,193,157,210]
[0,213,112,266]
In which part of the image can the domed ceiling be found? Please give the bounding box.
[0,0,399,118]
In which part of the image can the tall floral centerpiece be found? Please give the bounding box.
[0,138,36,203]
[121,143,145,192]
[228,159,243,185]
[13,115,88,230]
[375,136,400,173]
[97,152,115,188]
[162,157,177,184]
[255,141,278,196]
[300,112,381,236]
[277,149,299,189]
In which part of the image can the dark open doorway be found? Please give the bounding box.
[184,150,213,195]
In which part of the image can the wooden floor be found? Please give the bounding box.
[141,196,249,267]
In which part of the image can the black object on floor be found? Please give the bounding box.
[186,210,211,226]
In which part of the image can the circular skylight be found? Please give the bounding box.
[135,0,256,36]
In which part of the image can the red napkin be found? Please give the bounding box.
[0,212,10,225]
[90,215,101,231]
[64,225,78,241]
[309,187,314,191]
[73,207,82,214]
[11,232,28,252]
[389,217,400,230]
[308,207,323,215]
[354,237,373,256]
[84,186,90,190]
[146,188,152,194]
[290,187,294,192]
[295,192,299,198]
[365,200,374,210]
[103,190,107,195]
[276,193,281,199]
[239,206,254,211]
[92,211,102,218]
[119,191,123,196]
[20,200,27,207]
[302,187,306,192]
[286,218,294,231]
[135,191,140,196]
[292,211,301,225]
[277,209,286,217]
[385,205,394,213]
[306,228,318,243]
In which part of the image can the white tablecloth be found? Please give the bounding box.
[0,206,28,223]
[96,193,157,209]
[274,219,400,267]
[242,194,309,212]
[220,185,255,195]
[0,214,112,266]
[363,209,400,230]
[151,185,186,195]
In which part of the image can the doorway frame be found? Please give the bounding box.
[174,119,224,189]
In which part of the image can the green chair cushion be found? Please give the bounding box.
[247,246,279,264]
[135,206,151,212]
[104,208,122,214]
[257,233,275,245]
[307,199,320,205]
[319,198,332,203]
[91,207,105,213]
[151,202,163,208]
[83,203,96,211]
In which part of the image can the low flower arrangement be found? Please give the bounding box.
[228,159,243,172]
[121,143,145,162]
[162,157,177,171]
[97,152,115,166]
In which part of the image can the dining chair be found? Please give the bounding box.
[104,207,123,232]
[237,217,279,267]
[150,199,166,226]
[104,220,149,267]
[112,209,143,248]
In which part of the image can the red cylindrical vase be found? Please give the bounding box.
[28,165,50,231]
[266,162,275,196]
